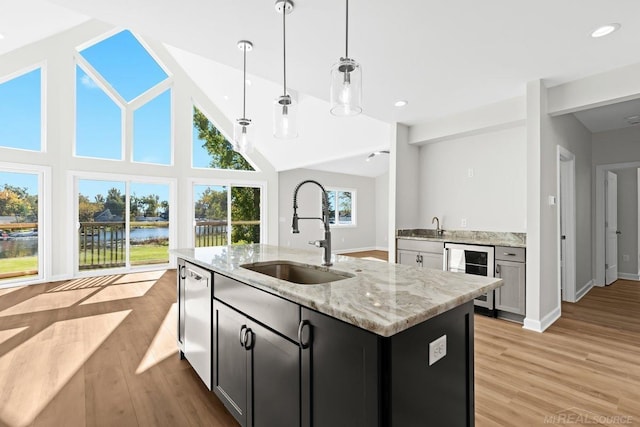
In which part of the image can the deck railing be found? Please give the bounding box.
[79,222,126,270]
[195,221,228,247]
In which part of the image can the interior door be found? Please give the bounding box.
[605,171,619,285]
[559,160,569,298]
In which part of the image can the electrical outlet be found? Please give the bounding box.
[467,168,474,178]
[623,254,630,262]
[461,218,467,228]
[429,335,447,366]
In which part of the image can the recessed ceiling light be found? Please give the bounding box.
[245,79,252,86]
[591,23,621,38]
[394,100,408,107]
[223,95,229,101]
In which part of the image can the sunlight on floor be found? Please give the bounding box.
[49,275,120,292]
[136,302,177,374]
[0,327,28,345]
[80,280,157,305]
[0,288,97,317]
[112,270,165,284]
[0,286,25,296]
[0,310,131,427]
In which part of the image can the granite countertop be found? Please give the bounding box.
[171,244,502,337]
[397,229,526,248]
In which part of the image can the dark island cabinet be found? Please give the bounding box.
[300,308,380,427]
[213,299,300,427]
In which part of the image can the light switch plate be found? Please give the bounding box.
[429,335,447,366]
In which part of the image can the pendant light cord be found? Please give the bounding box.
[345,0,349,58]
[282,3,287,97]
[242,44,247,118]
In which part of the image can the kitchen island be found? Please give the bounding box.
[173,244,502,427]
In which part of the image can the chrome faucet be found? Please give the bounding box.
[432,216,443,236]
[291,180,333,266]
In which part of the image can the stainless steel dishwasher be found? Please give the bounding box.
[184,262,212,390]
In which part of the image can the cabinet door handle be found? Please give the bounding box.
[416,254,420,263]
[244,328,253,350]
[239,325,247,348]
[298,320,311,349]
[503,253,517,257]
[495,265,501,276]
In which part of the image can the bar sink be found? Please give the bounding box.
[241,261,354,284]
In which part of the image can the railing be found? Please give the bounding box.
[195,221,228,247]
[79,222,126,270]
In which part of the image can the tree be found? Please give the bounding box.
[0,185,34,222]
[78,194,101,222]
[105,187,125,219]
[193,107,254,171]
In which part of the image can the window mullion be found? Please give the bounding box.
[75,54,127,107]
[124,103,133,162]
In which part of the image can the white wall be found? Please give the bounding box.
[278,168,377,253]
[417,126,526,232]
[0,20,279,284]
[549,114,593,292]
[615,168,638,276]
[375,171,389,250]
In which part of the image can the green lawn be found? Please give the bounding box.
[0,256,38,277]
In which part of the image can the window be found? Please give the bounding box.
[75,30,171,164]
[192,106,254,171]
[0,170,40,283]
[327,188,356,226]
[0,67,42,151]
[193,183,262,247]
[77,177,171,271]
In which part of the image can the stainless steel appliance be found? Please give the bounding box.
[444,243,495,312]
[184,262,212,390]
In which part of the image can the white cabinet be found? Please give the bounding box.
[494,246,526,320]
[396,239,444,270]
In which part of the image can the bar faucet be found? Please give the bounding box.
[432,216,443,236]
[291,180,333,266]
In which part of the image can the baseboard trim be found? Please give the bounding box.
[575,280,594,302]
[374,246,389,252]
[523,305,561,333]
[618,273,640,281]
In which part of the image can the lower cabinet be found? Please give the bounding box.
[494,246,526,321]
[213,299,300,427]
[396,239,444,270]
[300,308,380,427]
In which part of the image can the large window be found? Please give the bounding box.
[0,171,40,283]
[192,106,254,171]
[193,183,262,247]
[327,188,356,226]
[75,30,172,164]
[0,67,42,151]
[77,177,171,272]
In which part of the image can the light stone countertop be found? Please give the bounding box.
[172,244,503,337]
[397,229,527,248]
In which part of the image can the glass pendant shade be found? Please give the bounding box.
[273,95,298,139]
[233,118,253,154]
[330,58,362,116]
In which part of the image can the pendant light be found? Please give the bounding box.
[274,0,298,139]
[330,0,362,116]
[233,40,253,153]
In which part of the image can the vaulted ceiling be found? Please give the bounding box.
[3,0,640,175]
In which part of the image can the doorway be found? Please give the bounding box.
[557,146,577,302]
[595,161,640,285]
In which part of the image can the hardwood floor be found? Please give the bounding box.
[475,279,640,426]
[0,273,637,426]
[340,250,388,261]
[0,271,239,427]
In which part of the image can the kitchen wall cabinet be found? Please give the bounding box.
[397,239,444,270]
[494,246,526,320]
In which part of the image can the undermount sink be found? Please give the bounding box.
[241,261,354,285]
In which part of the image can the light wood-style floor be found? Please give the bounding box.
[0,273,637,426]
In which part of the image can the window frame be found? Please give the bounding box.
[326,187,357,228]
[0,63,47,153]
[188,177,267,247]
[71,170,177,277]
